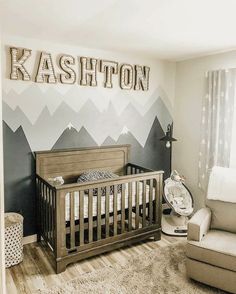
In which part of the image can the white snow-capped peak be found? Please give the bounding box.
[67,122,74,130]
[121,126,129,135]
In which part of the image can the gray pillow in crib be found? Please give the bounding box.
[77,170,121,196]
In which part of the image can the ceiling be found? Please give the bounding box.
[1,0,236,61]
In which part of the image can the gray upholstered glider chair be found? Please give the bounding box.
[186,167,236,294]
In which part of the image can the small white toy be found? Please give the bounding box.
[48,176,64,186]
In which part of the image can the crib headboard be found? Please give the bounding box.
[35,145,130,181]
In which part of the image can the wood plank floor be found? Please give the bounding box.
[6,234,183,294]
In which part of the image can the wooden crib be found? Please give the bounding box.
[35,145,163,273]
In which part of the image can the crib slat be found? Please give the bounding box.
[105,186,109,238]
[128,182,132,231]
[43,184,47,241]
[42,183,44,239]
[158,175,163,226]
[40,182,43,238]
[88,189,93,243]
[38,180,41,240]
[154,179,159,224]
[135,181,140,229]
[121,184,125,233]
[70,192,75,248]
[44,185,48,241]
[79,191,84,246]
[36,178,39,234]
[127,165,131,175]
[48,188,52,245]
[52,190,55,249]
[97,187,102,241]
[47,188,50,244]
[113,185,117,236]
[59,191,66,249]
[41,182,44,240]
[45,184,48,241]
[47,187,50,242]
[49,188,52,243]
[46,186,49,244]
[46,185,49,241]
[149,179,153,225]
[142,180,147,227]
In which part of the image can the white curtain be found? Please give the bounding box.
[198,69,236,190]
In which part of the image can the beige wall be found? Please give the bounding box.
[173,50,236,210]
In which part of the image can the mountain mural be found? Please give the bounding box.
[53,116,169,172]
[3,95,172,151]
[2,82,173,237]
[3,84,172,123]
[3,115,170,236]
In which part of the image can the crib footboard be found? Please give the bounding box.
[37,170,163,273]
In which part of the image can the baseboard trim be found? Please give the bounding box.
[23,234,37,245]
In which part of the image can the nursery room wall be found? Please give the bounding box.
[173,50,236,210]
[1,35,176,237]
[0,35,6,294]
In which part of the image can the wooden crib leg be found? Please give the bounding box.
[56,260,67,274]
[152,200,156,222]
[154,231,161,241]
[37,233,41,243]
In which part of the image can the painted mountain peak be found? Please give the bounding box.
[53,126,98,150]
[3,95,172,151]
[3,110,170,237]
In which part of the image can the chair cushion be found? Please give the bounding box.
[206,199,236,233]
[187,230,236,272]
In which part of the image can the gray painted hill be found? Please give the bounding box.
[53,127,98,149]
[116,130,144,165]
[2,92,172,151]
[3,121,36,236]
[102,136,116,146]
[3,102,33,132]
[144,116,170,177]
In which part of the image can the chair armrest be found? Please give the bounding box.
[187,207,211,242]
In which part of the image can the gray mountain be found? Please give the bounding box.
[3,94,172,151]
[3,102,33,132]
[116,130,145,165]
[3,121,36,236]
[102,136,116,146]
[53,126,98,150]
[146,97,172,132]
[99,115,170,176]
[144,116,170,177]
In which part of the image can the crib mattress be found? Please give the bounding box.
[65,182,154,221]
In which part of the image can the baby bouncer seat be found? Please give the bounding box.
[162,170,194,236]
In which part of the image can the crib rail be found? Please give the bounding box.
[126,163,154,174]
[56,171,162,255]
[36,168,163,272]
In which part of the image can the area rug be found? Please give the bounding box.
[37,242,225,294]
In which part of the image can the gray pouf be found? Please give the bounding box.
[5,213,24,268]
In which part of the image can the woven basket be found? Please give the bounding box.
[5,213,24,268]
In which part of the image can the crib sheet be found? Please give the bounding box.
[65,182,155,221]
